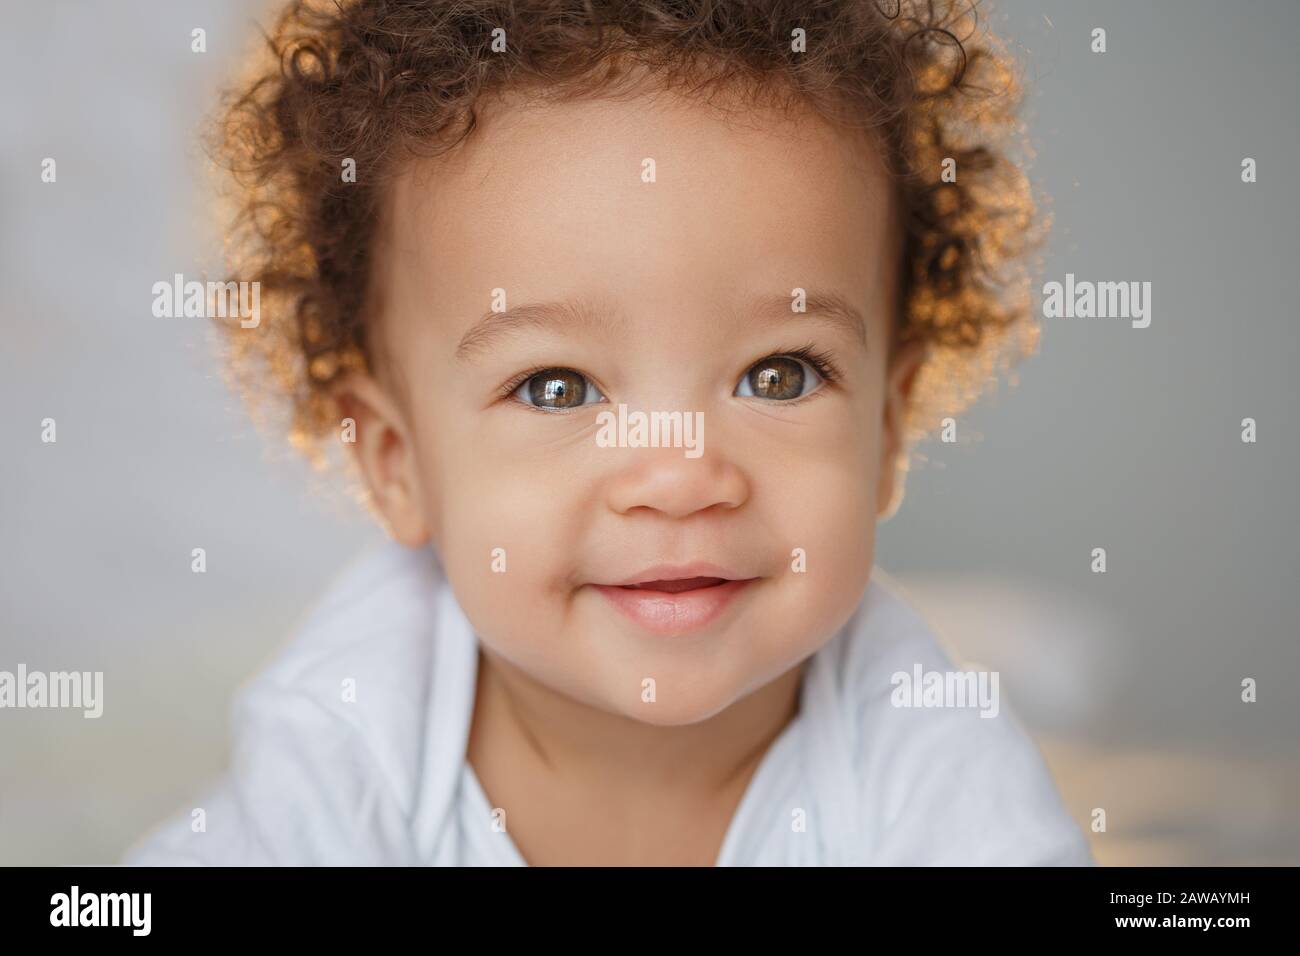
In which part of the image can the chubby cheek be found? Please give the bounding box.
[752,443,880,674]
[417,431,591,673]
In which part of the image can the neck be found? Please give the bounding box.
[469,646,806,801]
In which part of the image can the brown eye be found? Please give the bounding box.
[514,368,600,409]
[737,355,818,401]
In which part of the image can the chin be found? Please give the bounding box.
[599,677,750,727]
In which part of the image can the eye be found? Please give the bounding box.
[510,368,606,410]
[734,354,825,401]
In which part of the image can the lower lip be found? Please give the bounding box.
[591,579,756,636]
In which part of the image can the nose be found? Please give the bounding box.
[604,446,750,519]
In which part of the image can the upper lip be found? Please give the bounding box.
[598,563,754,588]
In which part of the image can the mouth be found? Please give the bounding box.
[590,566,758,636]
[619,576,731,593]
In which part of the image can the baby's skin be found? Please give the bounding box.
[338,72,924,864]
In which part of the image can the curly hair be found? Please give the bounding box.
[210,0,1042,463]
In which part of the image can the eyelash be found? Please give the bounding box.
[496,364,565,402]
[495,344,844,409]
[763,344,842,388]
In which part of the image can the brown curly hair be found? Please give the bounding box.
[210,0,1042,463]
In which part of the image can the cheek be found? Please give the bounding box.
[767,384,884,544]
[755,394,884,644]
[766,455,878,649]
[415,422,586,648]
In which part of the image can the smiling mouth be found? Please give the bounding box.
[592,575,757,636]
[620,576,731,593]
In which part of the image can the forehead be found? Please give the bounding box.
[377,80,898,344]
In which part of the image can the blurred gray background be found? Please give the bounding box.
[1,0,1296,865]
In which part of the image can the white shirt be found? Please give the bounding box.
[123,541,1094,866]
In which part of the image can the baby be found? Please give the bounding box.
[125,0,1092,865]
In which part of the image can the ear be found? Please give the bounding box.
[875,339,928,521]
[333,373,432,546]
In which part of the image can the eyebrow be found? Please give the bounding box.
[455,299,610,362]
[735,289,869,349]
[453,288,868,362]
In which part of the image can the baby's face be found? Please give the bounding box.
[352,82,920,725]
